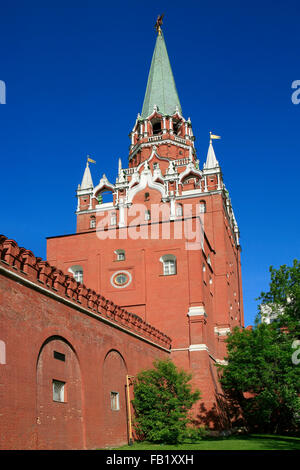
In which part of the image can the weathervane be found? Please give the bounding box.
[155,14,164,35]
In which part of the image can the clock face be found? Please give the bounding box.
[115,273,128,285]
[111,271,132,289]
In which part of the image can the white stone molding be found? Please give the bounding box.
[189,344,209,352]
[214,327,231,336]
[179,163,202,184]
[129,138,191,161]
[93,174,115,198]
[127,163,167,203]
[187,306,207,317]
[110,270,132,289]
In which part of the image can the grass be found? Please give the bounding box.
[108,434,300,451]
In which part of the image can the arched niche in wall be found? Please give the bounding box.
[36,336,84,450]
[102,349,128,447]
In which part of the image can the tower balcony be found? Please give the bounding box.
[129,132,192,160]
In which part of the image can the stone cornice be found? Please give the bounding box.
[129,138,191,160]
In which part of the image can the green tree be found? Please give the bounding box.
[131,359,201,444]
[218,260,300,433]
[258,259,300,334]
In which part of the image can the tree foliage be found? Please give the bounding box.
[218,260,300,434]
[258,259,300,332]
[131,359,201,444]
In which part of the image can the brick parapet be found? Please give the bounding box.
[0,235,171,350]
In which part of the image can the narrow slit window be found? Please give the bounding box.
[110,213,117,226]
[54,351,65,362]
[199,201,206,213]
[110,391,120,411]
[176,204,183,217]
[90,216,96,229]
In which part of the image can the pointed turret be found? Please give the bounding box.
[204,141,219,169]
[80,162,94,190]
[141,31,182,119]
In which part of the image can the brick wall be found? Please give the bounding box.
[0,235,170,450]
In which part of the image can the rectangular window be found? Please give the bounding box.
[117,251,125,261]
[110,391,120,411]
[145,210,151,221]
[164,260,176,275]
[53,380,65,402]
[110,214,117,226]
[176,205,183,216]
[54,351,65,362]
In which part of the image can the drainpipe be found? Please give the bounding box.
[126,375,135,445]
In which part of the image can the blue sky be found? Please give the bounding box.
[1,0,299,326]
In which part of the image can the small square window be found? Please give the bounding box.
[53,380,65,402]
[74,270,83,283]
[53,351,65,362]
[116,251,125,261]
[110,391,120,411]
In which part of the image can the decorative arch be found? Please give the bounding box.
[179,164,202,185]
[36,335,84,449]
[136,147,170,173]
[127,166,166,203]
[93,174,115,202]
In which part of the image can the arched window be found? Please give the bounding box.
[160,254,177,276]
[68,265,83,283]
[173,120,180,135]
[115,249,125,261]
[199,200,206,213]
[176,204,183,217]
[96,190,113,204]
[110,213,117,226]
[152,121,162,135]
[90,216,96,229]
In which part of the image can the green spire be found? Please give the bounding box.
[141,32,182,119]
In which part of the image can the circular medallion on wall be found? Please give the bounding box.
[110,270,132,289]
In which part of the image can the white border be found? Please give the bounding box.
[110,270,132,289]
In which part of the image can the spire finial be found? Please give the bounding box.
[155,13,164,35]
[209,132,221,145]
[205,133,221,169]
[87,154,96,165]
[141,15,182,119]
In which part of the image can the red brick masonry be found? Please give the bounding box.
[0,235,171,449]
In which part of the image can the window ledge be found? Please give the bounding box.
[159,273,177,277]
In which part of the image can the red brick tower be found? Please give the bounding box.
[47,22,244,423]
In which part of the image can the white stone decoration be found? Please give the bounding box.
[110,270,132,289]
